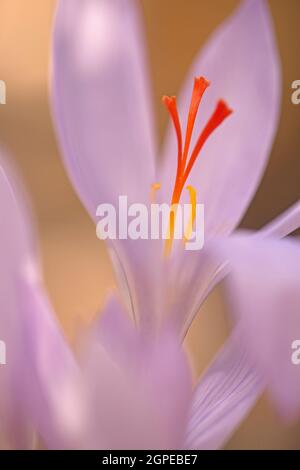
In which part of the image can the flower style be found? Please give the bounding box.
[0,0,299,450]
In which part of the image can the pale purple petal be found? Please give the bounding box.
[89,295,141,366]
[17,265,83,449]
[111,238,228,337]
[184,331,263,450]
[52,0,156,217]
[0,151,82,449]
[259,200,300,238]
[108,238,164,331]
[219,234,300,420]
[169,200,300,337]
[160,0,281,237]
[165,247,229,338]
[110,238,226,336]
[82,298,192,449]
[0,153,37,448]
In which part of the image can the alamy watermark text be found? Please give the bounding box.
[96,196,205,251]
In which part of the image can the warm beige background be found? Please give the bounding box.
[0,0,299,449]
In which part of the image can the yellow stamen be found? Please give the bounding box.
[150,183,161,203]
[184,185,197,243]
[164,203,179,258]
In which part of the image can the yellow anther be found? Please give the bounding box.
[164,203,179,258]
[150,183,161,203]
[184,185,197,242]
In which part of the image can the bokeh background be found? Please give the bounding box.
[0,0,299,449]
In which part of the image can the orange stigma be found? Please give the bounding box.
[163,76,233,253]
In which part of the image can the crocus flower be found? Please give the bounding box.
[50,0,289,340]
[50,0,300,446]
[0,0,299,450]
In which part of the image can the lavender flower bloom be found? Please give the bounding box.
[50,0,294,340]
[50,0,300,446]
[0,0,299,450]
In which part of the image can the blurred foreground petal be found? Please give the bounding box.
[17,265,83,449]
[184,331,262,449]
[82,297,192,449]
[0,153,37,448]
[220,234,300,420]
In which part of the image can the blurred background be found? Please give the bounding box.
[0,0,299,449]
